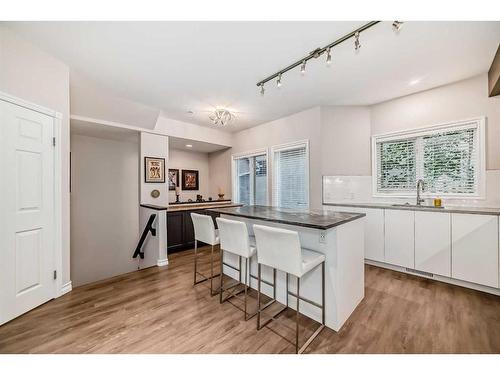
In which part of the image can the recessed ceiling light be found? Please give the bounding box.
[186,110,194,115]
[409,78,421,86]
[186,144,193,148]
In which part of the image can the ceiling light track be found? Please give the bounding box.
[256,21,381,91]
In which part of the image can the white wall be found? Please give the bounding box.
[371,74,500,170]
[0,26,72,286]
[320,106,372,176]
[168,149,211,202]
[140,132,169,206]
[70,134,139,287]
[208,148,233,200]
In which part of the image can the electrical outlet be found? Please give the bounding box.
[319,231,326,244]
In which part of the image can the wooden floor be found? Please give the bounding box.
[1,247,500,354]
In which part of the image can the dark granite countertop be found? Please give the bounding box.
[208,205,365,230]
[324,202,500,216]
[140,202,242,212]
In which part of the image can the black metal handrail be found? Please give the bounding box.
[133,213,157,259]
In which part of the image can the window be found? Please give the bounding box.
[232,150,268,205]
[372,118,485,198]
[272,141,309,209]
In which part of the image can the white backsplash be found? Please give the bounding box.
[323,170,500,208]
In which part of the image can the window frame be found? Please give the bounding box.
[371,117,486,199]
[231,148,270,206]
[271,140,310,208]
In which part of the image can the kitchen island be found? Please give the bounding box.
[208,205,366,331]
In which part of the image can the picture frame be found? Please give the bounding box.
[168,169,179,190]
[144,157,165,183]
[182,169,199,190]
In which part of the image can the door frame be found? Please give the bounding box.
[0,91,64,299]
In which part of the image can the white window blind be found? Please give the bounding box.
[233,152,268,205]
[373,118,484,197]
[376,138,416,192]
[422,128,478,194]
[273,142,309,209]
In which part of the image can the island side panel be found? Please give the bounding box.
[334,217,365,329]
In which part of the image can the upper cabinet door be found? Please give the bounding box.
[385,209,414,268]
[452,214,499,288]
[415,211,451,277]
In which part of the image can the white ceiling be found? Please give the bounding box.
[71,119,140,143]
[168,136,229,153]
[5,21,500,132]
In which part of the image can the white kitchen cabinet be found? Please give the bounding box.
[328,206,385,262]
[415,211,451,276]
[384,209,414,268]
[452,214,499,288]
[357,208,385,262]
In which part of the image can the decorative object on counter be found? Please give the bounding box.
[175,186,181,203]
[217,186,225,200]
[150,189,160,198]
[188,199,193,202]
[168,169,179,191]
[144,157,165,183]
[196,194,203,202]
[182,169,199,190]
[208,197,213,201]
[434,198,442,208]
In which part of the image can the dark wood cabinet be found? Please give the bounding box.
[166,211,185,251]
[167,209,220,253]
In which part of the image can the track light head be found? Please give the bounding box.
[354,32,361,51]
[392,21,404,32]
[276,73,282,88]
[326,47,332,66]
[260,83,265,96]
[300,60,306,75]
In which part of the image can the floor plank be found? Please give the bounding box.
[1,247,499,354]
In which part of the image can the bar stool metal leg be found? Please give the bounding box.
[257,263,262,329]
[219,249,224,303]
[193,240,198,285]
[296,277,300,354]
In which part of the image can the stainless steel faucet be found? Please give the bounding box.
[416,179,425,206]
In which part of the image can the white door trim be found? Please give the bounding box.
[0,91,64,299]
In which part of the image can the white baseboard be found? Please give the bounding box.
[157,258,169,267]
[59,281,72,296]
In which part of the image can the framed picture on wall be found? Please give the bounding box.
[168,169,179,190]
[144,157,165,183]
[182,169,199,190]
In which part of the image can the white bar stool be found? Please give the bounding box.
[253,224,326,354]
[191,212,221,296]
[216,217,267,320]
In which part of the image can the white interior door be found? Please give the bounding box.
[0,99,56,325]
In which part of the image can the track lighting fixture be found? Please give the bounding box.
[326,47,332,66]
[392,21,404,32]
[256,21,403,95]
[354,32,361,51]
